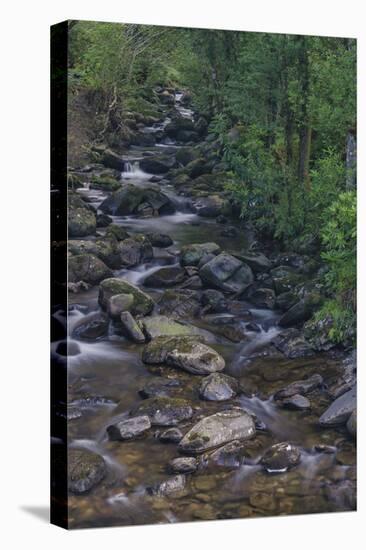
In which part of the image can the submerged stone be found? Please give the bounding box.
[68,449,106,494]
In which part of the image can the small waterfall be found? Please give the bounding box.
[121,159,152,181]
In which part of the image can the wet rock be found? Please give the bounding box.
[118,235,153,267]
[105,224,129,242]
[68,449,106,494]
[68,253,112,287]
[159,427,183,443]
[279,394,311,410]
[146,233,173,248]
[120,311,146,343]
[201,289,227,313]
[68,193,96,238]
[107,415,151,440]
[72,312,109,340]
[142,335,203,364]
[275,291,298,311]
[107,293,134,318]
[140,155,176,174]
[234,252,272,273]
[167,340,225,375]
[147,474,186,497]
[199,373,239,401]
[260,442,301,473]
[319,386,356,426]
[270,266,304,294]
[246,287,276,309]
[347,410,357,438]
[101,148,124,170]
[168,457,198,474]
[194,195,225,217]
[99,185,175,216]
[202,440,247,469]
[279,293,323,328]
[274,374,323,400]
[273,328,314,358]
[185,158,210,178]
[139,378,180,399]
[179,409,256,454]
[157,289,201,319]
[180,275,203,290]
[314,444,336,454]
[132,397,193,426]
[140,315,202,340]
[56,340,81,356]
[144,266,186,287]
[246,322,261,332]
[199,252,254,294]
[99,278,155,316]
[96,213,113,228]
[180,242,221,267]
[216,214,228,224]
[68,238,121,270]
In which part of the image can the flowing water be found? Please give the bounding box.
[61,91,356,528]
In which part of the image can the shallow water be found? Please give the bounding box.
[62,93,356,528]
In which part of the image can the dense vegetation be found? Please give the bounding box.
[68,21,356,345]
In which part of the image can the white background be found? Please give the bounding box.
[0,0,364,548]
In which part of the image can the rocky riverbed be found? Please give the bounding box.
[55,88,356,528]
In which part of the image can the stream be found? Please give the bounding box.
[59,92,356,528]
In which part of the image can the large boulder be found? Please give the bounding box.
[107,415,151,440]
[179,409,256,454]
[146,233,173,248]
[319,386,357,426]
[194,195,225,217]
[279,292,324,327]
[199,252,254,293]
[68,449,106,494]
[68,254,113,286]
[246,287,276,309]
[180,242,221,267]
[144,266,186,287]
[101,148,125,170]
[234,251,272,273]
[175,147,199,167]
[118,235,153,267]
[68,194,96,238]
[199,373,239,401]
[164,117,195,139]
[107,293,134,318]
[139,315,201,340]
[260,442,301,473]
[132,397,193,426]
[140,155,176,174]
[99,185,175,216]
[99,278,154,316]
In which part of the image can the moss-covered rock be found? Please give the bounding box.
[68,193,96,238]
[68,253,113,285]
[139,315,202,340]
[180,242,221,267]
[99,278,154,316]
[68,449,106,494]
[132,397,193,426]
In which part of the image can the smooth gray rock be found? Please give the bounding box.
[107,415,151,440]
[168,457,198,474]
[166,341,225,375]
[132,397,193,426]
[274,374,323,400]
[319,386,356,426]
[199,252,254,293]
[199,372,239,401]
[179,409,256,454]
[147,474,186,496]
